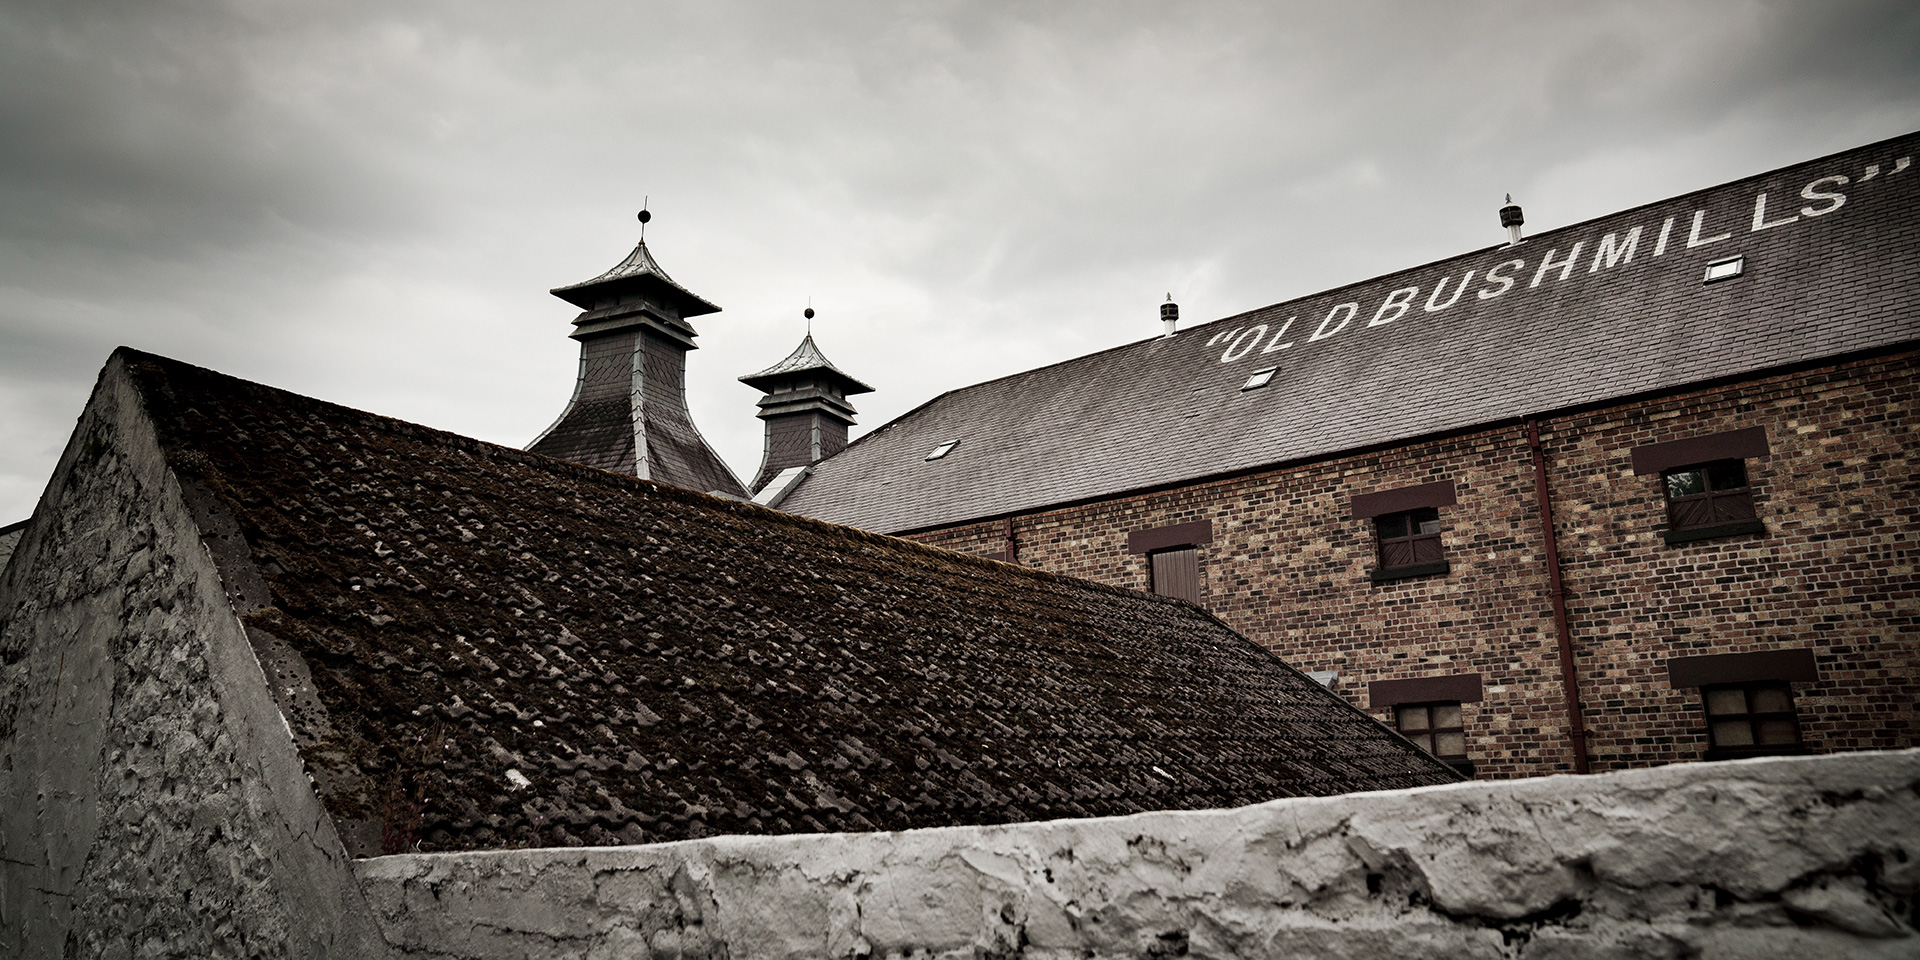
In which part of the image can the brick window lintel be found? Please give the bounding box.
[1666,648,1818,688]
[1631,426,1769,475]
[1127,519,1213,555]
[1369,673,1484,708]
[1351,480,1457,519]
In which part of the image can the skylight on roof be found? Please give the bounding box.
[1242,368,1279,391]
[1703,256,1745,284]
[925,441,959,461]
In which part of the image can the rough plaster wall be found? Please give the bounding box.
[0,525,23,575]
[0,360,391,958]
[359,750,1920,959]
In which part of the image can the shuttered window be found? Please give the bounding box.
[1663,460,1757,530]
[1353,483,1454,583]
[1149,547,1201,604]
[1376,507,1444,569]
[1632,429,1768,545]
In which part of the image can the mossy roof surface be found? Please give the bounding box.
[125,350,1457,854]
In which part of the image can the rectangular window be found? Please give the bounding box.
[1376,507,1444,569]
[1631,428,1768,545]
[1370,674,1481,776]
[1148,547,1201,604]
[1702,681,1804,759]
[1396,702,1469,773]
[1666,648,1816,761]
[1396,702,1465,758]
[1129,520,1211,606]
[1663,459,1757,531]
[1703,255,1744,283]
[1352,481,1455,583]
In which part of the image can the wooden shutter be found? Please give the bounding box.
[1149,547,1201,604]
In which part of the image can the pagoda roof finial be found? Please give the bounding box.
[739,308,874,396]
[548,203,720,316]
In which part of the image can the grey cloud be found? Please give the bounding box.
[2,0,1917,521]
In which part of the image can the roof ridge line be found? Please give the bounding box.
[1205,128,1920,330]
[115,347,1183,608]
[808,129,1920,471]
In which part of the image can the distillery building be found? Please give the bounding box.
[744,131,1920,779]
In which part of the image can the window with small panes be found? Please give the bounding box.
[1701,681,1804,760]
[1395,701,1465,762]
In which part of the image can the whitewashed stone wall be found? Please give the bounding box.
[0,361,390,959]
[359,749,1920,960]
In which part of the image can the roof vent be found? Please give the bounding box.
[1160,294,1179,337]
[1499,194,1524,246]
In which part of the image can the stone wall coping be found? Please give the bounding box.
[355,749,1920,959]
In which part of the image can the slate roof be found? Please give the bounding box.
[739,334,874,395]
[120,350,1458,855]
[779,132,1920,533]
[549,238,721,315]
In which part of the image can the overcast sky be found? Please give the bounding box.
[3,0,1917,523]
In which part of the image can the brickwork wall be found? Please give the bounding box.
[906,351,1918,778]
[1545,353,1918,770]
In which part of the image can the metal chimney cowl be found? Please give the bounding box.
[1499,195,1525,246]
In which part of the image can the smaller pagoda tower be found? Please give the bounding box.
[739,312,873,493]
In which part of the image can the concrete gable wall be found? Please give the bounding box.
[357,750,1920,959]
[0,524,23,576]
[0,357,389,959]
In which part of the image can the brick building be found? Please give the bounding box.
[753,132,1920,778]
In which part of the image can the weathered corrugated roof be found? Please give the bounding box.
[779,132,1920,533]
[121,350,1458,854]
[739,334,874,395]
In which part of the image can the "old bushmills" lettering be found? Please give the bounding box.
[1208,157,1908,365]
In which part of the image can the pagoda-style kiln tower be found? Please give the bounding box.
[740,320,873,492]
[528,214,746,498]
